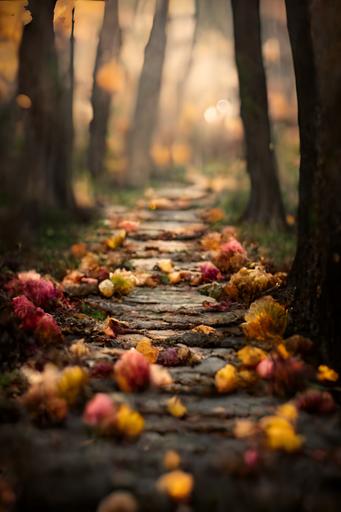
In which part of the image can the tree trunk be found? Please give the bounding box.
[54,5,76,210]
[126,0,169,187]
[175,0,199,127]
[15,0,59,211]
[14,0,75,216]
[231,0,286,228]
[285,0,341,367]
[88,0,121,179]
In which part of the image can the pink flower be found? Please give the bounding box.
[6,273,59,308]
[83,393,116,426]
[12,295,44,330]
[256,358,274,380]
[220,238,246,256]
[199,262,222,282]
[114,349,150,392]
[34,313,63,344]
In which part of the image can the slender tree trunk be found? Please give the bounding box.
[175,0,199,125]
[126,0,169,187]
[55,5,76,209]
[88,0,121,180]
[285,0,341,367]
[231,0,286,228]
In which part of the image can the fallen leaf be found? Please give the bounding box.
[157,470,194,502]
[167,396,187,418]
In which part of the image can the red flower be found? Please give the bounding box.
[199,262,222,282]
[34,313,63,344]
[12,295,44,330]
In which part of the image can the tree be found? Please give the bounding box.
[126,0,169,187]
[285,0,341,366]
[231,0,286,228]
[174,0,200,126]
[88,0,121,179]
[13,0,75,217]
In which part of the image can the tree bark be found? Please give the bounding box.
[54,6,76,210]
[126,0,169,187]
[14,0,75,215]
[175,0,199,127]
[285,0,341,366]
[88,0,121,179]
[231,0,286,228]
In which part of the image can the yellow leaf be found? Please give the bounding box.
[276,402,298,423]
[136,338,159,364]
[69,339,90,358]
[260,415,304,452]
[237,345,267,367]
[57,366,88,405]
[105,229,126,250]
[215,364,238,394]
[200,232,222,251]
[192,324,217,335]
[157,470,194,502]
[168,271,182,284]
[116,404,144,438]
[202,208,225,224]
[163,450,181,470]
[110,269,136,296]
[167,396,187,418]
[157,259,174,274]
[98,279,114,298]
[242,296,287,342]
[233,419,257,439]
[238,369,257,387]
[317,365,339,382]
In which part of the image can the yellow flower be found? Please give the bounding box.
[317,365,339,382]
[57,366,88,405]
[157,470,194,502]
[215,364,239,393]
[116,404,144,438]
[260,415,304,452]
[237,345,267,367]
[167,396,187,418]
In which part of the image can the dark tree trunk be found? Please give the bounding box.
[285,0,341,366]
[231,0,286,228]
[126,0,169,187]
[88,0,121,179]
[14,0,75,214]
[54,6,76,210]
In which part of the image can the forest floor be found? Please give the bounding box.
[1,179,341,512]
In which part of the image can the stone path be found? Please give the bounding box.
[1,182,341,512]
